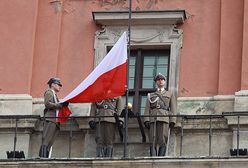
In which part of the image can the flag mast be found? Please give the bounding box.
[124,0,132,158]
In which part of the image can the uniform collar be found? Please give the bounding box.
[48,88,58,96]
[157,88,165,92]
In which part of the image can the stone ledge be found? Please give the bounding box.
[1,157,248,167]
[0,118,38,129]
[235,90,248,96]
[178,95,234,116]
[0,94,32,100]
[0,94,32,115]
[32,98,43,104]
[178,95,235,101]
[93,10,186,26]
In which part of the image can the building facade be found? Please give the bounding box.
[0,0,248,159]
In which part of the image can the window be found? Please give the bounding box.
[128,49,170,115]
[93,10,185,116]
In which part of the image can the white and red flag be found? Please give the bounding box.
[57,32,127,122]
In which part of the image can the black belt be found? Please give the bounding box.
[151,106,169,110]
[98,105,115,110]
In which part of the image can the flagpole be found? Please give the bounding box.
[124,0,132,158]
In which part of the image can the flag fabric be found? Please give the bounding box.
[57,106,72,123]
[57,32,127,122]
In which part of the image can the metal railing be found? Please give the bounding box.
[0,112,247,159]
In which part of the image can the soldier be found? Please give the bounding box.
[88,97,123,157]
[144,73,177,156]
[39,78,69,158]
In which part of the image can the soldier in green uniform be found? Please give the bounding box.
[88,97,123,157]
[39,78,69,158]
[144,73,177,156]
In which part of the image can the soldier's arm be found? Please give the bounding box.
[144,95,150,123]
[169,92,177,124]
[44,90,62,110]
[116,97,123,115]
[89,103,97,122]
[116,97,124,122]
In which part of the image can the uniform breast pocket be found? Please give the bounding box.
[162,96,170,105]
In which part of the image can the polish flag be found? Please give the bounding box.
[57,32,127,122]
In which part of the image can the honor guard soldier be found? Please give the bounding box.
[39,78,69,158]
[89,97,123,157]
[144,73,177,156]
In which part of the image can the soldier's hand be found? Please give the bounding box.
[144,121,150,129]
[118,120,124,128]
[169,122,175,129]
[60,101,69,107]
[89,121,96,129]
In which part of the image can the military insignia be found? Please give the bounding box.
[111,98,116,102]
[147,93,159,103]
[96,100,104,106]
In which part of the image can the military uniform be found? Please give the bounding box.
[39,78,64,158]
[89,97,123,157]
[144,88,176,156]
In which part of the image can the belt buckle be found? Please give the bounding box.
[103,105,108,109]
[156,105,160,109]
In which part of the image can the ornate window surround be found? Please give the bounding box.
[92,10,186,95]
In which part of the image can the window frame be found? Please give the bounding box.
[128,48,171,114]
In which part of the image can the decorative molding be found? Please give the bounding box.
[93,10,186,26]
[130,32,162,43]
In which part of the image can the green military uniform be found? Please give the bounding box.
[144,89,176,156]
[39,89,62,158]
[89,97,123,157]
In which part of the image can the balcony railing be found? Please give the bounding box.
[0,112,247,159]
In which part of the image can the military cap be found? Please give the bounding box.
[47,78,62,87]
[154,73,166,81]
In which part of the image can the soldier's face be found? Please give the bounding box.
[156,79,166,88]
[51,83,61,92]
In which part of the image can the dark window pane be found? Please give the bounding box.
[142,78,154,88]
[157,56,168,64]
[143,66,155,77]
[157,66,167,77]
[129,66,135,77]
[142,50,169,88]
[143,56,155,65]
[129,55,136,65]
[140,95,147,115]
[128,54,136,89]
[122,96,134,105]
[129,78,135,89]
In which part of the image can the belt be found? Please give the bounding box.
[151,105,169,110]
[98,105,115,110]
